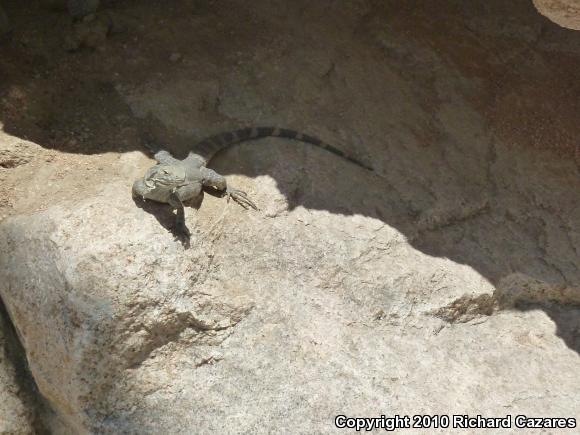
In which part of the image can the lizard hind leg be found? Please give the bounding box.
[225,188,258,210]
[153,150,180,165]
[200,168,258,210]
[184,152,206,168]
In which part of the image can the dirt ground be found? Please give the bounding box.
[0,0,579,223]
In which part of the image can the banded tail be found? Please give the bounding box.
[193,127,373,171]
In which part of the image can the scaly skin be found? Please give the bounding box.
[132,149,256,236]
[133,127,372,236]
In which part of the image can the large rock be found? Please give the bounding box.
[1,1,580,431]
[533,0,580,30]
[0,181,255,433]
[1,174,579,433]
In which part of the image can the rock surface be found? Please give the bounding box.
[0,308,36,435]
[533,0,580,30]
[1,154,579,433]
[0,0,580,433]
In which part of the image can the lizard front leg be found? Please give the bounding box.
[168,190,190,236]
[200,168,258,210]
[168,183,204,236]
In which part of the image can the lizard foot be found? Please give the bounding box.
[225,188,258,210]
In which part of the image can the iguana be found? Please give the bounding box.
[132,127,373,236]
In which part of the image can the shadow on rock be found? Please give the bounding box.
[132,195,193,248]
[0,0,579,357]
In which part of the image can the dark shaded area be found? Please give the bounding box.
[132,188,215,248]
[133,195,191,247]
[0,297,51,434]
[518,303,580,353]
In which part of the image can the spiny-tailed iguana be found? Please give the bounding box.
[132,127,373,236]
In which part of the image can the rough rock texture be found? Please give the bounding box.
[0,0,580,433]
[0,140,33,169]
[533,0,580,30]
[0,305,37,434]
[1,151,579,433]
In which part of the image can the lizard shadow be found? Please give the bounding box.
[132,188,225,249]
[132,195,200,249]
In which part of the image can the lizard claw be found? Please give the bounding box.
[226,188,258,210]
